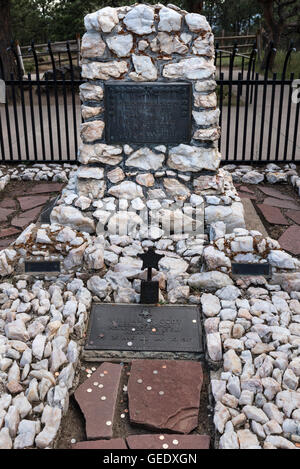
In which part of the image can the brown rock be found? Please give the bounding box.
[6,380,23,395]
[127,434,210,449]
[74,362,123,440]
[278,226,300,256]
[128,360,203,434]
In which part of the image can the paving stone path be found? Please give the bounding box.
[0,182,64,250]
[237,184,300,256]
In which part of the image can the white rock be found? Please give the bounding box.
[168,145,221,172]
[268,250,295,270]
[207,332,222,361]
[85,7,119,33]
[81,61,128,80]
[185,13,211,32]
[158,257,188,276]
[108,181,143,200]
[158,6,182,32]
[201,293,221,317]
[126,148,164,170]
[243,405,269,424]
[81,31,106,57]
[130,54,158,81]
[163,57,215,80]
[106,34,133,57]
[51,206,95,233]
[223,349,242,375]
[237,429,260,449]
[188,272,233,290]
[214,402,231,434]
[124,4,154,35]
[0,428,12,449]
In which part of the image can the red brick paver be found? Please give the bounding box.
[128,360,203,434]
[74,362,123,440]
[257,204,289,225]
[278,226,300,256]
[127,434,210,450]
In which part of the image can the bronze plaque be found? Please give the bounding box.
[85,304,202,352]
[104,82,192,144]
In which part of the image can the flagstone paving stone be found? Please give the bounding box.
[0,207,15,222]
[72,439,127,449]
[278,226,300,256]
[17,195,50,211]
[257,204,289,225]
[258,186,295,200]
[238,192,257,200]
[11,206,43,228]
[128,360,203,434]
[25,183,64,195]
[263,197,300,210]
[0,199,17,209]
[238,186,255,194]
[74,362,123,440]
[0,227,21,239]
[126,434,210,449]
[286,210,300,225]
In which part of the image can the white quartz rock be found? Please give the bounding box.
[158,6,182,32]
[168,144,221,172]
[188,272,233,290]
[50,206,95,233]
[201,293,221,317]
[130,54,158,81]
[158,257,188,276]
[163,57,215,80]
[84,7,119,33]
[185,13,211,33]
[108,181,144,200]
[82,61,128,80]
[106,34,133,57]
[126,148,164,170]
[207,332,222,361]
[268,250,295,269]
[81,31,106,57]
[124,4,154,35]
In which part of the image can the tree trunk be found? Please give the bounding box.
[258,0,282,70]
[0,0,16,80]
[190,1,204,13]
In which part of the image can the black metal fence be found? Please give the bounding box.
[0,41,299,164]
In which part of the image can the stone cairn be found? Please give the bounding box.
[51,3,246,237]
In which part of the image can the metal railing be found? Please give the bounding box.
[0,41,299,164]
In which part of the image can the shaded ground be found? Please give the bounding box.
[56,360,214,450]
[0,181,64,249]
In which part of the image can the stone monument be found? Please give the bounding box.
[51,3,245,238]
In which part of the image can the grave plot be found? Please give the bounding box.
[235,182,300,256]
[56,360,213,450]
